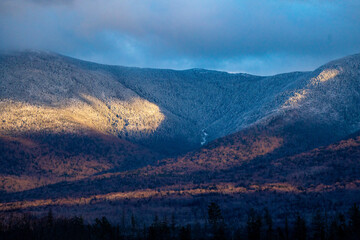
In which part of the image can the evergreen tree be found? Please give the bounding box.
[208,202,223,226]
[47,209,54,227]
[121,208,126,231]
[293,214,307,240]
[247,208,262,240]
[329,219,338,240]
[284,215,289,240]
[348,203,360,239]
[311,210,325,240]
[179,225,192,240]
[69,216,86,240]
[337,213,347,240]
[131,213,137,233]
[277,227,285,240]
[148,215,170,240]
[329,213,347,240]
[207,202,225,240]
[92,216,115,240]
[264,208,273,240]
[171,213,176,239]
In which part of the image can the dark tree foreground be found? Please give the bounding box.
[1,204,360,240]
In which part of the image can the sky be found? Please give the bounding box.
[0,0,360,75]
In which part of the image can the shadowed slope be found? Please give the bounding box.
[0,131,159,193]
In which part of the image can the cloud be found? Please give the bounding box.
[30,0,73,4]
[0,0,360,75]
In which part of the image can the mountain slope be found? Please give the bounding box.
[2,52,359,152]
[0,131,159,193]
[0,51,314,152]
[0,51,360,198]
[2,128,359,212]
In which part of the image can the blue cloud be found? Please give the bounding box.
[0,0,360,75]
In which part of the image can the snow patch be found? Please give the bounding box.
[201,129,208,146]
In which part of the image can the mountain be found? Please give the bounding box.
[0,51,360,220]
[0,51,305,153]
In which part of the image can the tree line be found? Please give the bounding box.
[0,203,359,240]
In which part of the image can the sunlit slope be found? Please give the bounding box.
[0,52,188,153]
[280,54,360,134]
[0,52,170,192]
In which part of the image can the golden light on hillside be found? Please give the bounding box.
[2,180,358,212]
[0,94,165,137]
[311,68,340,84]
[283,68,340,108]
[0,95,164,193]
[0,182,293,211]
[284,89,308,107]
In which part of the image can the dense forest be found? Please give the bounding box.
[1,203,359,240]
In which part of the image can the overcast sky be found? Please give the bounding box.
[1,0,360,75]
